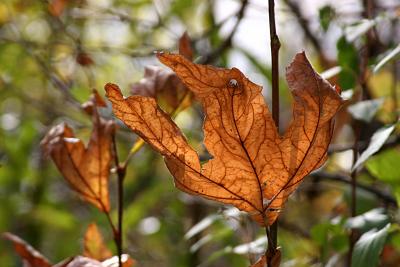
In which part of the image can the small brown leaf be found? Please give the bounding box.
[48,0,68,17]
[106,52,343,226]
[130,32,194,113]
[2,232,52,267]
[76,52,94,67]
[178,31,193,60]
[41,91,115,212]
[251,255,266,267]
[83,223,113,261]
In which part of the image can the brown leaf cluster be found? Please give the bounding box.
[105,52,343,226]
[130,32,193,113]
[41,91,115,212]
[3,224,134,267]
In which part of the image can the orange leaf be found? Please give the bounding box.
[105,52,343,226]
[2,232,52,267]
[41,91,115,212]
[83,223,113,261]
[251,249,281,267]
[48,0,68,17]
[178,31,193,60]
[251,255,266,267]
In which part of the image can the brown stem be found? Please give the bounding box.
[112,134,126,267]
[267,0,280,266]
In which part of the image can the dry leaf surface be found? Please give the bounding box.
[41,91,115,211]
[83,223,113,261]
[106,52,343,225]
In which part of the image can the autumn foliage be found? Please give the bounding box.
[105,52,343,227]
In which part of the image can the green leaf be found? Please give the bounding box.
[366,148,400,184]
[345,208,389,233]
[347,98,384,123]
[373,43,400,73]
[352,125,395,171]
[319,5,335,32]
[351,223,390,267]
[337,37,359,90]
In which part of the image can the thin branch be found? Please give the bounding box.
[200,0,249,64]
[311,171,397,207]
[267,0,280,266]
[112,134,126,267]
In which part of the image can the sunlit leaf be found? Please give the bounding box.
[366,148,400,183]
[105,52,343,226]
[41,91,116,211]
[373,44,400,73]
[352,125,395,171]
[347,98,384,123]
[351,223,390,267]
[83,223,113,261]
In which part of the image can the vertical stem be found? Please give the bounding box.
[269,0,280,128]
[267,0,280,266]
[112,134,126,267]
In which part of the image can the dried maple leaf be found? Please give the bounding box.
[83,223,113,261]
[130,32,193,113]
[41,91,115,212]
[2,232,52,267]
[105,52,343,226]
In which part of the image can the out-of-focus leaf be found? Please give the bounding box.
[107,52,343,226]
[345,208,389,233]
[178,31,193,60]
[251,255,267,267]
[373,44,400,73]
[351,223,390,267]
[347,98,384,122]
[232,236,268,255]
[83,223,113,261]
[48,0,69,17]
[101,254,135,267]
[41,91,116,211]
[337,37,358,90]
[319,5,335,32]
[61,254,134,267]
[321,66,341,80]
[130,32,194,113]
[366,148,400,183]
[185,214,221,239]
[2,232,52,267]
[352,125,395,171]
[345,19,376,42]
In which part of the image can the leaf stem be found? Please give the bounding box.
[112,133,126,267]
[267,0,280,266]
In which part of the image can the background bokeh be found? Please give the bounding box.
[0,0,399,266]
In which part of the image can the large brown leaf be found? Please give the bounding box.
[41,91,115,212]
[105,52,343,226]
[3,232,52,267]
